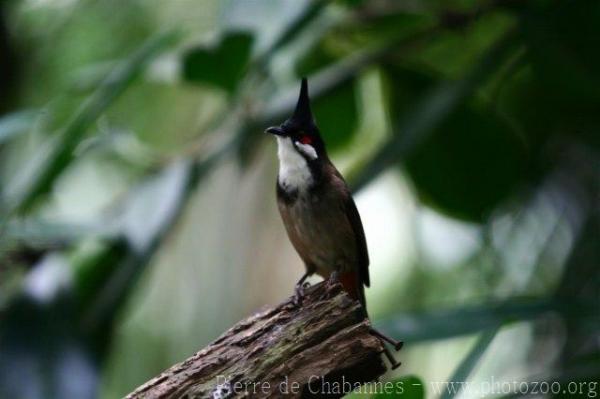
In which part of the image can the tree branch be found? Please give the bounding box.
[126,282,388,398]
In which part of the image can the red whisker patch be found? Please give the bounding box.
[299,135,312,145]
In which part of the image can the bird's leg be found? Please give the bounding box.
[293,272,312,306]
[369,327,404,351]
[325,270,340,290]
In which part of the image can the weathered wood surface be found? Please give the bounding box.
[126,282,387,398]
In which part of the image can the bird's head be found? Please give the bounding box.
[266,78,325,161]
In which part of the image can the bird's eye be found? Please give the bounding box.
[299,135,312,145]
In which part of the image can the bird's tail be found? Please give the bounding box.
[339,271,368,318]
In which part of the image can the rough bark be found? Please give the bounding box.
[125,282,387,398]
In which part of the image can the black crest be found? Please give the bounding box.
[284,78,318,134]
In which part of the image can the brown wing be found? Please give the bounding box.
[328,163,370,288]
[344,194,370,287]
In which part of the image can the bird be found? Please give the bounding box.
[265,78,401,369]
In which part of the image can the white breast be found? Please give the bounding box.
[276,136,313,192]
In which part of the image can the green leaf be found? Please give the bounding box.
[371,375,425,398]
[411,12,515,80]
[440,328,498,399]
[0,219,107,275]
[182,31,253,93]
[313,79,358,151]
[295,9,433,78]
[295,38,340,79]
[70,238,130,357]
[3,219,103,246]
[12,31,179,214]
[375,298,594,344]
[258,1,327,62]
[0,110,38,145]
[523,1,600,104]
[498,1,600,151]
[337,0,367,7]
[404,103,525,221]
[382,65,437,113]
[351,28,520,193]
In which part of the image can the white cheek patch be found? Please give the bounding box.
[276,137,313,192]
[294,142,318,160]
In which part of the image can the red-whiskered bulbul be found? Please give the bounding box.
[266,78,401,369]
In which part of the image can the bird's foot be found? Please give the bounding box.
[325,271,340,291]
[292,281,311,306]
[288,272,312,307]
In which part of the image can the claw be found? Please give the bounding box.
[293,281,310,306]
[291,272,312,307]
[329,270,340,283]
[325,271,340,290]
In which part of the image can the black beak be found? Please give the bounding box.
[265,126,286,136]
[265,78,316,137]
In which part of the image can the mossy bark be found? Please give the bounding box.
[125,282,387,398]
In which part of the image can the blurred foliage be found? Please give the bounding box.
[183,31,254,93]
[312,82,358,151]
[405,103,524,220]
[0,0,598,398]
[439,328,498,399]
